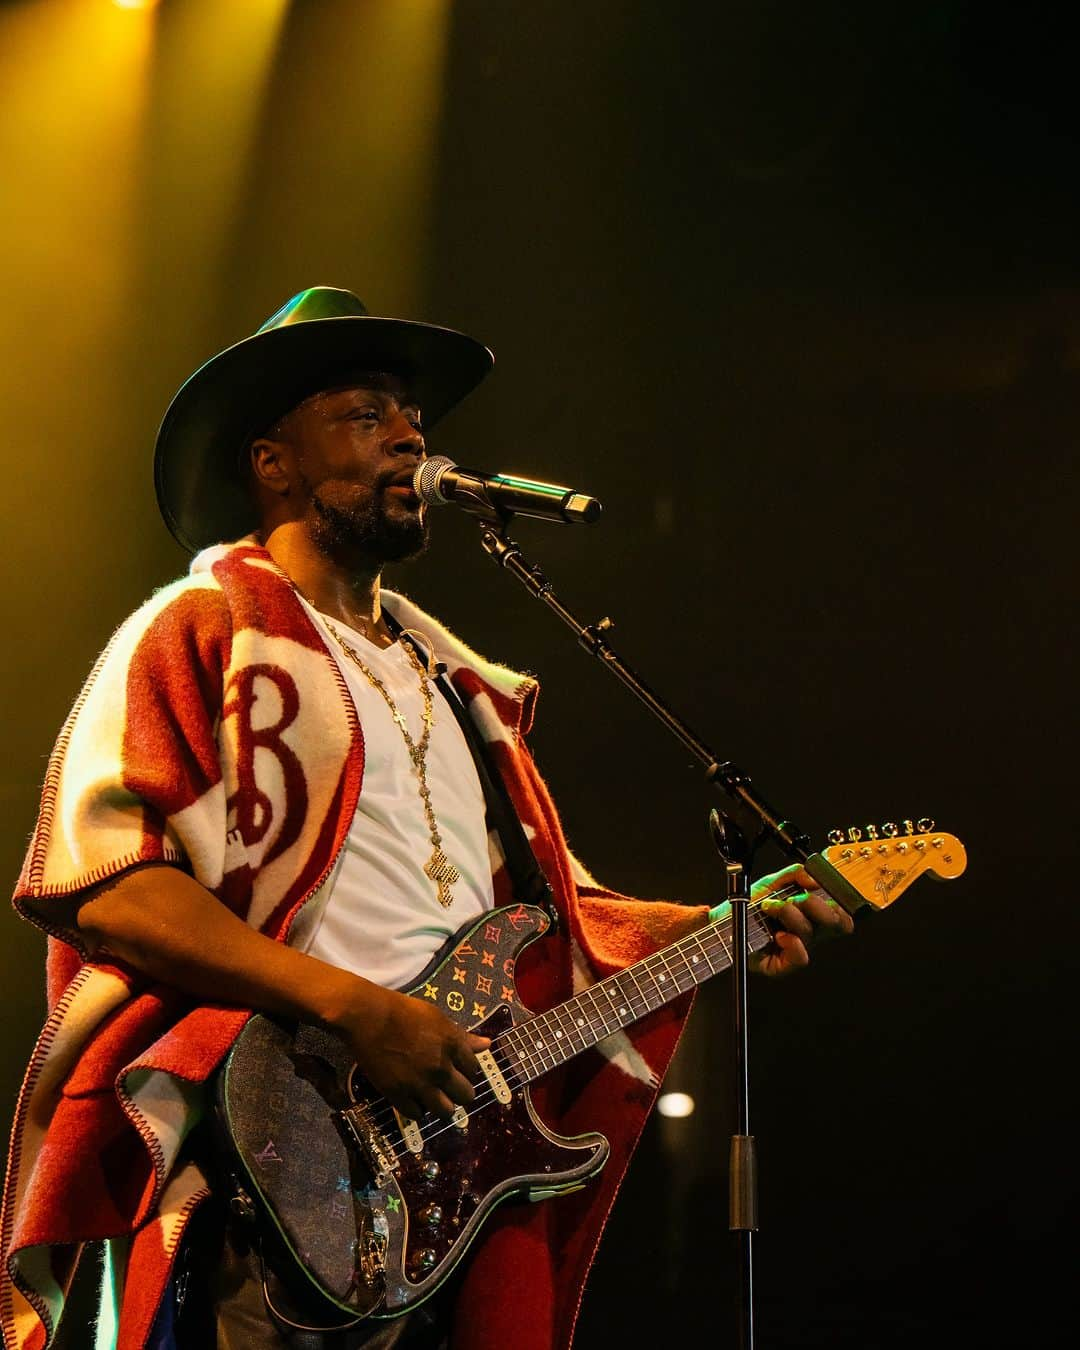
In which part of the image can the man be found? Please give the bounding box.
[1,288,850,1350]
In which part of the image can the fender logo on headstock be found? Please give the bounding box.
[873,866,908,902]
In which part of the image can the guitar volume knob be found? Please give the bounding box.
[419,1204,443,1229]
[411,1248,438,1274]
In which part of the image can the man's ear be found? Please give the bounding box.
[249,437,293,497]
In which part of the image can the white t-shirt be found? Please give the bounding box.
[289,601,495,989]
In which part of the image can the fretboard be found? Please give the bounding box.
[495,907,773,1085]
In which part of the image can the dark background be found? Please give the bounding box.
[1,2,1075,1346]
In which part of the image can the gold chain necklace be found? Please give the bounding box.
[324,620,460,908]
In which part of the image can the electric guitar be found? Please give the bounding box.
[214,823,966,1324]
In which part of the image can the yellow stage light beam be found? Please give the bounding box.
[223,0,455,319]
[0,0,155,357]
[0,0,157,576]
[131,0,291,355]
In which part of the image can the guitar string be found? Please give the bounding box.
[354,884,805,1157]
[359,885,796,1150]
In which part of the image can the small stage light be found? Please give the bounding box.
[657,1092,695,1118]
[112,1,161,11]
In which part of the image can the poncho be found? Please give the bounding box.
[2,539,705,1350]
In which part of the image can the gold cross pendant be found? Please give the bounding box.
[424,848,460,908]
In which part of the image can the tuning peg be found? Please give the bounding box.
[826,829,845,845]
[865,824,879,840]
[916,817,935,833]
[881,821,899,838]
[902,819,915,836]
[847,826,862,842]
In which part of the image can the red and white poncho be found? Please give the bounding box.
[2,539,705,1350]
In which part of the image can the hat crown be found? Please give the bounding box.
[256,286,370,334]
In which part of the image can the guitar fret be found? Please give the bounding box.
[541,1010,569,1066]
[568,993,603,1047]
[688,929,718,975]
[551,1002,584,1057]
[675,938,704,985]
[603,978,631,1024]
[652,946,683,994]
[588,984,620,1037]
[623,963,656,1014]
[657,943,695,993]
[503,1026,544,1081]
[528,1016,560,1072]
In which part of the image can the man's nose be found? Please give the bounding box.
[387,411,424,457]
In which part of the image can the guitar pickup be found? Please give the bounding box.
[394,1111,424,1154]
[477,1049,512,1104]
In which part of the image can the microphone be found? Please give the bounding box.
[414,456,602,525]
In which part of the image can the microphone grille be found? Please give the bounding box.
[414,455,456,505]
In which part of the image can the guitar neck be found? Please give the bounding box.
[496,906,773,1085]
[492,827,967,1088]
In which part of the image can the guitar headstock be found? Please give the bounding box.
[821,818,967,911]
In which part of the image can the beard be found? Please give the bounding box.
[306,480,429,565]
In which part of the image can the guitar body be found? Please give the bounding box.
[215,902,609,1322]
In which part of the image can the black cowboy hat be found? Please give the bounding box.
[154,286,494,552]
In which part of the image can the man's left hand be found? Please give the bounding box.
[710,863,854,977]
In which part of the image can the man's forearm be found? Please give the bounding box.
[76,862,364,1030]
[76,861,490,1120]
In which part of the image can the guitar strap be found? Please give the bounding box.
[387,616,557,924]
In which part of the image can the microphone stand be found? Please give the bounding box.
[473,518,865,1350]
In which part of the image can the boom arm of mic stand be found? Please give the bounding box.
[477,523,865,914]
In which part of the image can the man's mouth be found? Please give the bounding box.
[382,468,421,505]
[383,482,420,508]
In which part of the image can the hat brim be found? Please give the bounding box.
[154,315,493,552]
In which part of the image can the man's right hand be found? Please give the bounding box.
[335,985,491,1123]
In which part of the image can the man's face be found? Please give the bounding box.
[267,373,428,563]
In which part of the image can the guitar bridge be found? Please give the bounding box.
[341,1103,400,1180]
